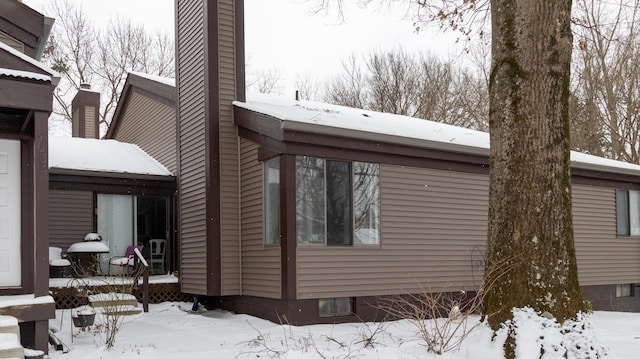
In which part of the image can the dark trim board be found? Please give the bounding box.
[280,154,297,300]
[581,284,640,312]
[202,283,640,325]
[204,0,222,296]
[0,79,54,112]
[209,295,389,325]
[49,173,176,196]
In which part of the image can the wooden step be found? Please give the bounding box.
[88,293,138,308]
[101,305,143,316]
[0,316,19,337]
[0,333,23,359]
[88,293,142,316]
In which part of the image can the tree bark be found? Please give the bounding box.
[484,0,584,333]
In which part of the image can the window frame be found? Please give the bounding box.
[295,156,381,247]
[263,157,280,246]
[617,189,640,237]
[616,283,634,297]
[319,297,353,317]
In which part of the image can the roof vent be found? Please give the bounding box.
[80,83,91,90]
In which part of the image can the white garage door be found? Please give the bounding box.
[0,140,21,287]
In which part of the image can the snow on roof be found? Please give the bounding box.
[234,93,640,177]
[235,92,490,156]
[49,137,173,177]
[0,67,51,82]
[129,71,175,87]
[0,41,59,84]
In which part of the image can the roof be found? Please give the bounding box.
[48,136,173,179]
[0,40,59,84]
[129,71,175,87]
[234,93,640,178]
[106,71,175,139]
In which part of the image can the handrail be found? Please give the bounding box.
[133,247,149,312]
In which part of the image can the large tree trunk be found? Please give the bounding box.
[484,0,583,334]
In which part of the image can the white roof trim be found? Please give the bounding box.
[0,41,60,85]
[128,71,175,87]
[0,67,51,82]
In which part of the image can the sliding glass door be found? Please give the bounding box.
[97,194,168,274]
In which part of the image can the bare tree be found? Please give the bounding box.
[42,0,175,136]
[246,67,285,95]
[294,73,322,101]
[324,55,368,109]
[324,49,489,130]
[571,0,640,163]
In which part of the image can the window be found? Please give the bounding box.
[617,189,640,236]
[296,156,380,246]
[319,297,352,317]
[264,157,280,245]
[616,284,634,297]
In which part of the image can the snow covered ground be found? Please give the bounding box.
[46,302,640,358]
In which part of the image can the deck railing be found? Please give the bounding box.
[133,247,149,312]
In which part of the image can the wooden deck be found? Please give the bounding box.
[49,275,191,309]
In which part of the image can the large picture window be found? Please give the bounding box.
[296,156,380,246]
[617,189,640,236]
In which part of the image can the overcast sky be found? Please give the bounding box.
[22,0,464,96]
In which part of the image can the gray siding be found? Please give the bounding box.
[85,106,96,139]
[240,139,280,298]
[112,91,177,174]
[49,190,94,251]
[297,164,489,298]
[177,0,207,294]
[573,184,640,285]
[219,0,240,296]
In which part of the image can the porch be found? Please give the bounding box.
[49,274,190,310]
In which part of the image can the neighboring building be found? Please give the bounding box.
[47,135,176,275]
[171,0,640,324]
[75,0,640,326]
[0,0,57,351]
[48,82,176,274]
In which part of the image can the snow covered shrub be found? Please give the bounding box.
[495,307,608,359]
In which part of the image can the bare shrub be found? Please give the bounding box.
[377,287,483,355]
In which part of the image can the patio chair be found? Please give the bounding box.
[149,239,166,274]
[49,246,72,278]
[108,245,143,275]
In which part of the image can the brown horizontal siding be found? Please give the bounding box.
[112,91,177,174]
[240,139,281,298]
[219,0,240,296]
[177,0,207,295]
[297,164,488,298]
[48,190,94,251]
[572,184,640,285]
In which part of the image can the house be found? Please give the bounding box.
[0,0,57,351]
[100,0,640,325]
[47,82,176,274]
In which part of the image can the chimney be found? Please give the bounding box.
[71,84,100,138]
